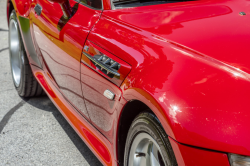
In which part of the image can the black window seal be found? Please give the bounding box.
[74,0,104,10]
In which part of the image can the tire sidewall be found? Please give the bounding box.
[124,115,176,166]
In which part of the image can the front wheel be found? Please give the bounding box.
[124,113,178,166]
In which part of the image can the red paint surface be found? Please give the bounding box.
[89,0,250,157]
[80,61,122,143]
[36,74,57,98]
[169,137,230,166]
[9,0,250,165]
[12,0,31,16]
[33,68,114,166]
[82,126,111,163]
[82,40,131,87]
[29,0,102,120]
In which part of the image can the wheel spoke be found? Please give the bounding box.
[128,133,167,166]
[146,141,161,166]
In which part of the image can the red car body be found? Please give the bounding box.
[6,0,250,165]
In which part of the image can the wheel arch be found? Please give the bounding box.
[7,0,14,26]
[116,87,175,165]
[7,0,32,19]
[116,99,153,165]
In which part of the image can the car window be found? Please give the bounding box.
[76,0,103,9]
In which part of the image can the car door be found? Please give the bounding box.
[29,0,103,120]
[80,40,131,142]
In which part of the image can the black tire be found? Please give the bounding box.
[9,10,44,97]
[124,112,178,166]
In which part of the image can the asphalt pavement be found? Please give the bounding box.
[0,1,102,165]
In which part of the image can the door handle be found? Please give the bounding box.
[34,4,42,16]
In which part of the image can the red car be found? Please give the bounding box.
[6,0,250,165]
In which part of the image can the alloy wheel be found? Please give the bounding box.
[128,133,167,166]
[9,18,23,87]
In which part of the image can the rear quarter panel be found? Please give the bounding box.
[8,0,31,18]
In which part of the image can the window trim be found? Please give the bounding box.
[74,0,103,10]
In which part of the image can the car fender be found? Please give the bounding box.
[121,87,176,139]
[7,0,31,18]
[120,41,250,156]
[86,11,250,156]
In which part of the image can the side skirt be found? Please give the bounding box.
[30,64,116,166]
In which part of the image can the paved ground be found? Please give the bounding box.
[0,1,102,166]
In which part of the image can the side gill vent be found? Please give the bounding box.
[94,55,121,78]
[83,52,121,78]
